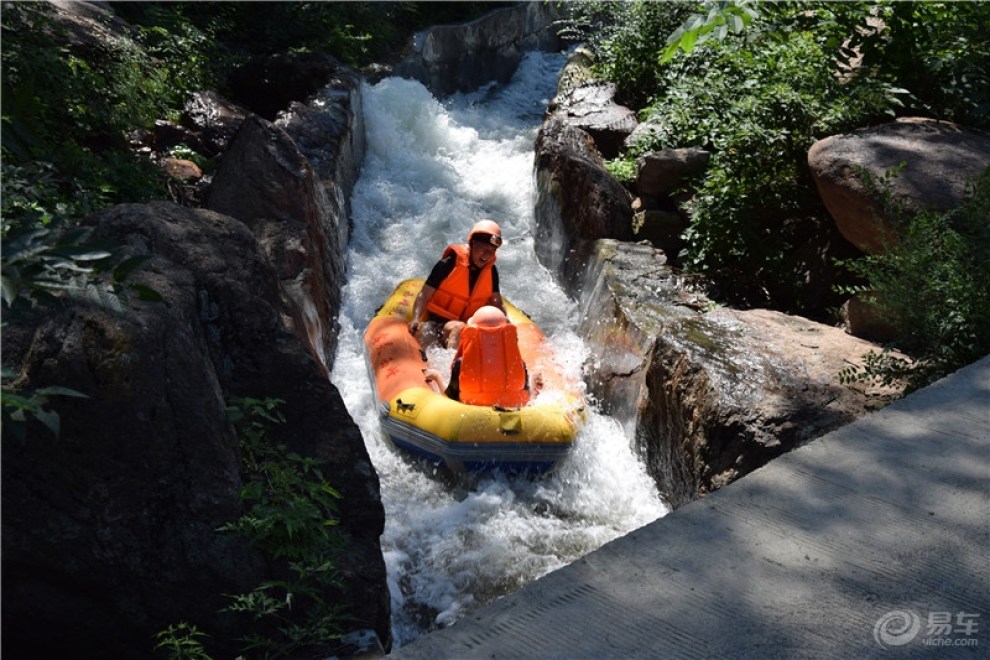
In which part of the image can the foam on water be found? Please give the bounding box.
[333,50,668,648]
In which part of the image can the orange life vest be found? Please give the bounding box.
[454,321,530,408]
[425,244,495,322]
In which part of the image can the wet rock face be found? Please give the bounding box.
[206,115,346,376]
[808,117,990,254]
[394,2,567,96]
[580,240,899,509]
[548,81,639,160]
[181,91,249,157]
[1,203,389,657]
[534,118,634,297]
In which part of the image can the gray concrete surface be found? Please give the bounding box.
[390,355,990,658]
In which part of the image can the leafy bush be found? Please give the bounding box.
[564,0,988,315]
[838,170,990,393]
[217,397,347,657]
[2,3,170,206]
[564,0,694,107]
[153,622,211,660]
[642,18,904,308]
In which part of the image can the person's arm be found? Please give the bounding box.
[423,368,445,394]
[409,284,437,335]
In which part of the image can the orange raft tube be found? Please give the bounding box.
[363,279,586,474]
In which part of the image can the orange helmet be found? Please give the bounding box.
[468,305,506,328]
[467,220,503,247]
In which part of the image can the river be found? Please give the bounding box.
[331,50,668,648]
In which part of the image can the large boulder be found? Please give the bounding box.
[1,202,389,657]
[548,80,639,160]
[555,44,596,97]
[534,117,634,297]
[207,115,345,376]
[580,240,901,509]
[808,117,990,253]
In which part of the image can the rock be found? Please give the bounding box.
[808,117,990,253]
[624,117,666,151]
[635,147,711,198]
[161,157,202,181]
[632,209,686,259]
[1,202,389,657]
[841,292,900,342]
[181,91,249,158]
[556,44,596,97]
[275,70,366,249]
[206,115,345,376]
[548,81,638,159]
[534,117,634,297]
[154,119,206,155]
[394,2,567,96]
[579,239,901,509]
[47,0,134,49]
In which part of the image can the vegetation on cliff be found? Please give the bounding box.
[566,0,990,392]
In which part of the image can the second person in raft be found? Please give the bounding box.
[409,219,506,350]
[428,306,542,408]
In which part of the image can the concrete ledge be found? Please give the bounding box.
[390,356,990,658]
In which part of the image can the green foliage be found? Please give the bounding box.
[566,1,986,315]
[217,397,347,657]
[564,1,694,107]
[2,4,169,205]
[660,0,758,64]
[153,622,212,660]
[1,219,159,317]
[838,169,990,394]
[650,24,903,306]
[604,156,636,185]
[843,1,990,127]
[0,367,88,442]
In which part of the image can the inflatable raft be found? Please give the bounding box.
[364,279,585,474]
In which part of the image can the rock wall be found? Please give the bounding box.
[394,2,568,96]
[2,5,387,652]
[579,240,901,509]
[534,117,634,297]
[206,62,364,377]
[1,203,389,657]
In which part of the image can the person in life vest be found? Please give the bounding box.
[426,306,541,408]
[409,220,506,349]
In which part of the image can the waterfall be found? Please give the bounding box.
[332,50,668,648]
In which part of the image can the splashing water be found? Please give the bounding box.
[332,51,668,648]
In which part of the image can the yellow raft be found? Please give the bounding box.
[363,279,585,474]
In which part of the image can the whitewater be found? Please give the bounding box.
[331,50,668,648]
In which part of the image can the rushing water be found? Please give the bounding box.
[331,50,668,648]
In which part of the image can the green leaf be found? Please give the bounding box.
[681,29,699,54]
[33,385,88,398]
[129,283,163,302]
[32,408,60,436]
[112,255,149,282]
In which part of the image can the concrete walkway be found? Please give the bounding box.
[390,356,990,658]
